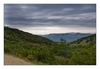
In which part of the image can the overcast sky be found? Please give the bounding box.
[4,4,96,35]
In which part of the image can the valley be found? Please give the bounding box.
[4,26,96,65]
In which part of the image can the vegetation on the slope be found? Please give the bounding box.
[70,34,96,46]
[4,26,96,65]
[4,27,55,45]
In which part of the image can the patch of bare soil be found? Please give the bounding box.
[4,54,33,65]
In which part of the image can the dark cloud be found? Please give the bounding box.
[4,4,96,30]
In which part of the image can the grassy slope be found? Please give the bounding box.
[69,34,96,46]
[67,34,96,64]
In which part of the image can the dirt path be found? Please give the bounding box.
[4,54,33,65]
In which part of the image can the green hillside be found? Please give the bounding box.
[4,26,55,45]
[70,34,96,46]
[4,26,96,65]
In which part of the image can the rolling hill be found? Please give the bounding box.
[4,26,59,64]
[4,26,55,45]
[4,26,96,65]
[69,34,96,46]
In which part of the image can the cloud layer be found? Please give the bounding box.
[4,4,96,34]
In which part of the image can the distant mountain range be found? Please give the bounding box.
[41,33,94,42]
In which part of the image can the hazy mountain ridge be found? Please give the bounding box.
[41,33,93,42]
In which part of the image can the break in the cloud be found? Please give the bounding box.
[4,4,96,35]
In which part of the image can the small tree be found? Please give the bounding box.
[60,38,67,44]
